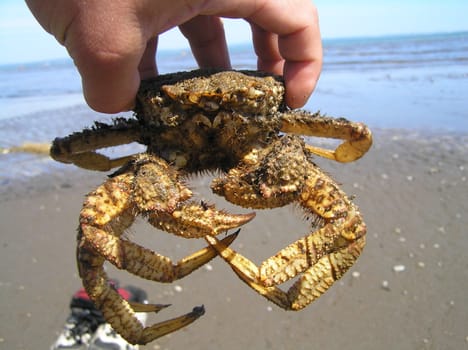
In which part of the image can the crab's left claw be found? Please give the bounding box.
[50,118,141,171]
[148,202,255,238]
[207,136,367,311]
[281,111,373,162]
[205,235,291,308]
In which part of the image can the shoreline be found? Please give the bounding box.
[0,128,467,349]
[1,128,467,202]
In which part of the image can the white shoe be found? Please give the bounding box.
[51,283,148,350]
[88,312,147,350]
[50,307,104,349]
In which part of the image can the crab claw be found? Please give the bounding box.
[148,202,255,238]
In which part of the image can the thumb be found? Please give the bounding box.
[64,10,147,113]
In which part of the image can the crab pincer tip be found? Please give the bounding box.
[192,305,206,317]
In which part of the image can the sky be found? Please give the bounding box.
[1,0,467,65]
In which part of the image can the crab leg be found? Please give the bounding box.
[77,154,253,344]
[79,154,253,281]
[206,235,365,310]
[208,160,366,310]
[81,221,242,282]
[280,110,372,162]
[147,203,255,239]
[78,245,206,345]
[50,118,141,171]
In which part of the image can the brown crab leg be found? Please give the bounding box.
[280,110,373,162]
[69,153,136,171]
[204,235,291,308]
[78,247,206,345]
[78,180,244,344]
[206,165,366,311]
[137,306,206,344]
[82,222,241,282]
[50,118,141,171]
[80,163,252,282]
[77,155,253,344]
[147,203,255,238]
[206,234,365,310]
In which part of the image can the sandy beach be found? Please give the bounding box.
[0,128,467,350]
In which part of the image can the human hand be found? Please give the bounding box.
[26,0,322,113]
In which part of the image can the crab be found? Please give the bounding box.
[50,69,372,345]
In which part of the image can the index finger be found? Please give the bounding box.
[203,0,322,108]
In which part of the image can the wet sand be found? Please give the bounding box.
[1,129,467,350]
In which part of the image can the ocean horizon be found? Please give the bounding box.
[0,30,467,183]
[1,30,467,130]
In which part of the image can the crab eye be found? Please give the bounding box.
[188,93,199,104]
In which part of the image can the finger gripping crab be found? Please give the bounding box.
[50,69,372,345]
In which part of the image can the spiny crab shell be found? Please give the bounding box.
[49,69,372,345]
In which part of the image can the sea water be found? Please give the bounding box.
[0,31,467,184]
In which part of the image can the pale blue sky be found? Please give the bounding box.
[1,0,467,65]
